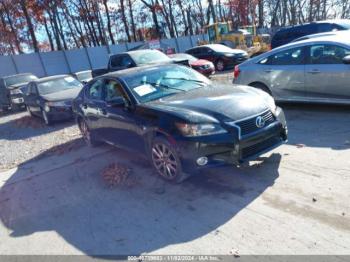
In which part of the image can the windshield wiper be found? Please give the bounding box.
[161,77,207,85]
[144,81,186,92]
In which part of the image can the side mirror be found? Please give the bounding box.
[342,55,350,64]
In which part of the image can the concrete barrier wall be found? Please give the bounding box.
[0,34,205,78]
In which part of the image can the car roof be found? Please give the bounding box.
[273,32,350,50]
[32,75,70,83]
[100,64,181,79]
[292,30,350,42]
[110,49,162,57]
[73,70,91,74]
[276,19,350,32]
[191,44,223,49]
[2,73,36,79]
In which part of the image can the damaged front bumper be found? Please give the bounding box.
[176,107,288,173]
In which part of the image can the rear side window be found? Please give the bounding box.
[273,30,286,41]
[259,47,305,65]
[309,44,350,64]
[317,23,332,33]
[187,48,199,55]
[110,55,133,68]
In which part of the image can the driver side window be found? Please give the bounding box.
[104,79,124,103]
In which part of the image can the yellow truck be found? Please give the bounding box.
[202,22,271,56]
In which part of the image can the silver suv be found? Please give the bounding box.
[234,32,350,105]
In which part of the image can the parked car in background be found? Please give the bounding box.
[169,53,215,77]
[92,49,177,77]
[233,34,350,104]
[72,70,92,84]
[73,64,287,183]
[0,73,38,111]
[25,75,83,125]
[271,19,350,49]
[186,44,248,71]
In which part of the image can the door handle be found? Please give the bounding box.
[307,69,320,74]
[264,69,273,73]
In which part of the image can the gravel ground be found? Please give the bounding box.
[0,111,81,171]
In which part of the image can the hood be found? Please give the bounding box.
[41,87,82,102]
[190,59,212,66]
[7,82,28,90]
[145,84,271,123]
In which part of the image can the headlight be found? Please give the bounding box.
[45,101,67,112]
[176,123,227,137]
[10,89,22,95]
[266,95,277,113]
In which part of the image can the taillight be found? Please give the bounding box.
[234,65,240,78]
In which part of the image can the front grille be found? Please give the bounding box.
[10,93,24,99]
[241,136,282,159]
[236,110,275,137]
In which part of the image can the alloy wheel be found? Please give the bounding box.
[80,120,91,145]
[151,143,178,180]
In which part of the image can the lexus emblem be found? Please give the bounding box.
[256,116,265,128]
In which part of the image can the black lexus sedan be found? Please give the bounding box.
[186,44,248,71]
[24,75,83,125]
[73,64,287,183]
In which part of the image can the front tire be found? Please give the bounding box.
[78,118,100,147]
[150,137,187,183]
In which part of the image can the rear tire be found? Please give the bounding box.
[150,137,188,183]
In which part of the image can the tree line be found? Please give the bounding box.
[0,0,350,55]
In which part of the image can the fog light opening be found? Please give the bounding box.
[196,157,208,166]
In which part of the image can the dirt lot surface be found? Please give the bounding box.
[0,113,81,171]
[0,86,350,255]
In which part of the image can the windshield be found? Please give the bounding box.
[75,71,92,81]
[38,76,83,95]
[209,44,235,53]
[130,50,171,65]
[123,66,211,103]
[5,74,38,86]
[339,21,350,29]
[169,53,197,62]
